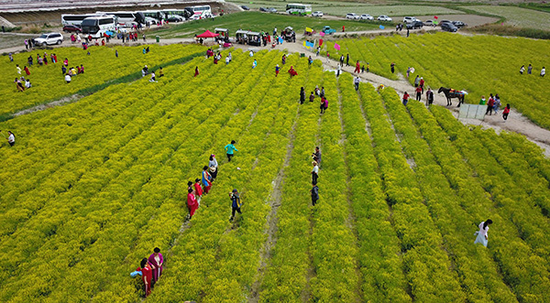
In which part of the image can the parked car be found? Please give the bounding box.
[439,20,452,25]
[403,16,418,23]
[260,7,277,13]
[441,22,458,32]
[167,15,185,22]
[321,26,336,34]
[241,5,250,10]
[423,20,437,27]
[144,17,158,25]
[377,15,393,22]
[406,21,424,29]
[346,13,360,20]
[452,21,467,28]
[34,32,63,46]
[62,24,81,33]
[360,14,374,21]
[312,11,323,17]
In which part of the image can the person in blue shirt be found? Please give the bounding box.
[229,189,242,221]
[224,140,238,162]
[202,166,212,194]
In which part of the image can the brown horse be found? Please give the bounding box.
[438,87,465,107]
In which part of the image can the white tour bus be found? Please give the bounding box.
[184,5,213,19]
[61,14,104,26]
[81,16,117,38]
[96,11,145,27]
[286,3,312,16]
[162,9,186,18]
[141,10,166,22]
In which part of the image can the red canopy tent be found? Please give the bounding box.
[197,30,220,38]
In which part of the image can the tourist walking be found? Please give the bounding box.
[229,189,242,221]
[311,161,319,184]
[202,166,212,194]
[209,154,218,181]
[300,87,306,104]
[225,140,238,162]
[474,219,493,247]
[402,91,410,106]
[148,248,164,285]
[502,104,511,121]
[426,87,434,106]
[187,188,199,218]
[311,182,319,206]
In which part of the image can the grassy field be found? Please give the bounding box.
[463,6,550,30]
[154,11,383,38]
[231,0,464,17]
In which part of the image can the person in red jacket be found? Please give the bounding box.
[138,258,153,297]
[354,60,360,73]
[402,91,410,105]
[194,178,203,206]
[415,86,422,101]
[502,104,510,121]
[419,77,425,93]
[288,66,298,77]
[187,188,199,218]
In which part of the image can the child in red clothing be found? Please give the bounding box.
[194,178,203,206]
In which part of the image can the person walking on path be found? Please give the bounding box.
[502,104,511,121]
[312,147,321,167]
[229,189,242,221]
[311,182,319,206]
[520,65,525,74]
[415,86,422,101]
[194,178,204,206]
[320,97,328,114]
[316,46,320,56]
[402,91,410,106]
[320,87,325,98]
[187,188,199,218]
[275,64,280,77]
[138,258,153,297]
[24,66,30,75]
[339,55,344,66]
[16,64,21,74]
[326,51,330,63]
[309,91,315,102]
[406,67,411,78]
[426,87,434,106]
[474,219,493,247]
[300,87,306,104]
[486,94,495,115]
[148,248,164,285]
[252,59,257,69]
[202,166,212,194]
[406,28,410,37]
[225,140,238,162]
[354,60,360,73]
[354,76,360,91]
[419,77,425,93]
[209,154,218,181]
[414,75,420,87]
[391,62,395,74]
[528,64,532,74]
[336,64,341,77]
[311,161,319,184]
[346,54,350,66]
[541,67,546,77]
[493,94,501,114]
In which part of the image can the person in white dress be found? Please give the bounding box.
[474,219,493,247]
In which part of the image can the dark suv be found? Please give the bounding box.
[441,22,458,32]
[406,21,423,29]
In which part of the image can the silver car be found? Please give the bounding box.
[34,32,63,46]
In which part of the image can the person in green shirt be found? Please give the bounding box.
[479,95,486,105]
[224,140,238,162]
